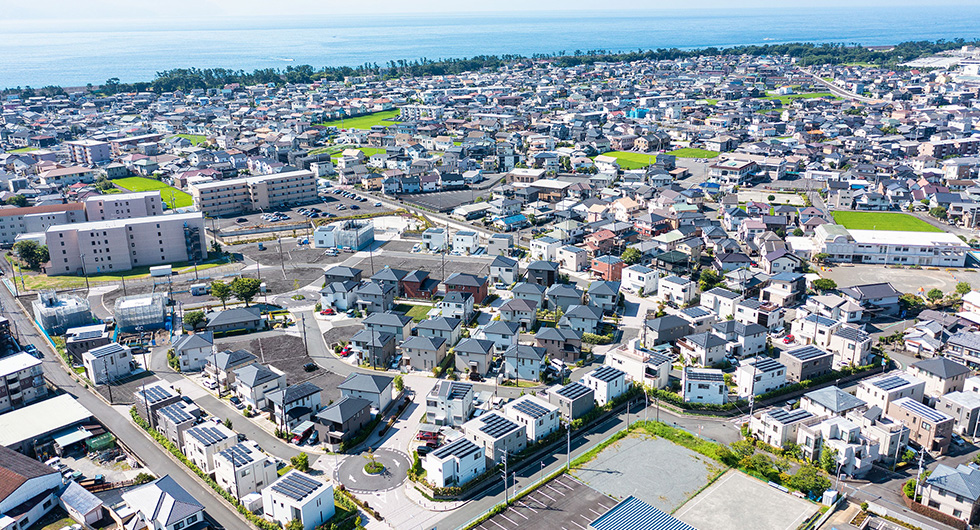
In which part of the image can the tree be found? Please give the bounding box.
[210,241,222,255]
[927,288,944,302]
[13,240,49,270]
[899,293,925,312]
[230,277,261,306]
[394,375,404,392]
[813,253,829,265]
[5,195,27,207]
[211,280,232,309]
[286,519,304,530]
[819,446,839,473]
[812,278,837,292]
[956,281,972,295]
[621,247,641,265]
[290,452,310,472]
[698,268,722,292]
[767,195,776,202]
[930,206,947,220]
[94,175,115,192]
[223,418,233,429]
[786,465,831,497]
[183,310,205,329]
[792,228,804,237]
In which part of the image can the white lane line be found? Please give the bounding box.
[498,513,518,526]
[546,484,566,496]
[518,501,538,513]
[510,508,529,520]
[537,489,556,502]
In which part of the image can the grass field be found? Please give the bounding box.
[19,259,231,290]
[317,109,401,130]
[761,92,838,105]
[598,151,658,169]
[667,148,720,158]
[701,99,719,105]
[831,211,943,232]
[172,134,208,146]
[329,147,386,161]
[114,177,194,208]
[393,303,434,322]
[5,146,39,154]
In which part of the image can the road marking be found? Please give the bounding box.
[498,513,518,526]
[393,460,400,468]
[348,475,356,483]
[537,490,556,502]
[486,519,507,530]
[588,508,604,516]
[518,501,538,513]
[509,508,528,520]
[546,484,566,496]
[570,520,586,529]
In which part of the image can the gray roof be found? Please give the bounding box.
[207,307,262,327]
[586,365,625,383]
[454,338,494,355]
[588,281,620,297]
[442,291,473,304]
[503,344,547,361]
[267,381,321,407]
[705,287,740,299]
[926,464,980,502]
[682,331,729,349]
[172,332,213,352]
[500,298,536,312]
[547,283,583,298]
[563,304,603,320]
[833,326,870,342]
[323,265,362,279]
[351,329,396,347]
[803,386,866,413]
[512,282,546,295]
[316,396,372,424]
[839,282,901,301]
[416,317,462,332]
[527,260,560,272]
[535,326,581,341]
[211,349,256,370]
[338,373,393,394]
[363,311,413,328]
[491,255,518,268]
[320,280,359,295]
[399,335,447,351]
[61,480,103,516]
[122,475,203,526]
[234,364,282,388]
[912,357,971,379]
[483,321,520,336]
[646,315,690,332]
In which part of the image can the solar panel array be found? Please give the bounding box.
[479,413,519,438]
[588,365,624,383]
[685,369,724,382]
[768,408,813,424]
[157,403,194,424]
[556,382,592,400]
[512,398,549,419]
[219,443,255,467]
[272,472,323,502]
[785,345,830,361]
[448,382,473,400]
[750,357,784,373]
[74,329,104,340]
[141,385,173,404]
[874,375,912,391]
[187,426,229,447]
[432,437,482,460]
[897,398,950,423]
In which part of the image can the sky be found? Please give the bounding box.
[3,0,956,22]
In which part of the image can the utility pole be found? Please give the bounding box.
[566,421,571,471]
[301,313,309,357]
[914,449,925,499]
[103,356,113,404]
[277,237,285,277]
[500,448,509,503]
[121,274,128,297]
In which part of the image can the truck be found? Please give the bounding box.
[150,265,172,277]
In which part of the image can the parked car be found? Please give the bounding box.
[303,362,318,372]
[782,335,795,344]
[416,445,433,456]
[374,202,382,207]
[320,308,336,315]
[416,431,439,442]
[230,396,245,410]
[236,218,248,223]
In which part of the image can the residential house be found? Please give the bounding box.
[371,267,408,296]
[423,437,486,488]
[526,261,560,286]
[558,304,604,335]
[622,265,658,295]
[549,381,595,421]
[0,444,64,530]
[921,464,980,524]
[760,272,807,307]
[498,298,537,331]
[489,256,519,286]
[513,282,547,309]
[546,284,584,312]
[780,345,834,383]
[588,281,620,314]
[401,270,439,300]
[349,329,396,369]
[454,338,495,376]
[314,396,373,451]
[183,423,236,473]
[463,411,527,461]
[440,291,475,323]
[363,311,414,341]
[937,391,980,437]
[268,382,322,430]
[504,395,560,443]
[582,365,628,406]
[206,307,264,333]
[204,349,257,393]
[908,357,971,401]
[320,281,360,311]
[735,356,787,397]
[214,441,278,500]
[801,386,867,418]
[171,332,214,372]
[399,336,448,372]
[658,275,696,306]
[535,327,582,363]
[828,326,874,368]
[416,317,463,347]
[591,255,625,281]
[643,315,692,346]
[262,471,335,530]
[355,282,396,314]
[887,397,954,455]
[155,401,202,449]
[502,344,547,381]
[856,373,926,412]
[750,407,816,448]
[839,282,903,316]
[339,373,394,412]
[426,381,474,427]
[682,367,728,405]
[711,320,767,358]
[677,332,729,367]
[234,364,287,410]
[122,476,205,530]
[444,273,489,304]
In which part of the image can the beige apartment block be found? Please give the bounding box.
[190,170,318,215]
[84,191,164,221]
[46,212,207,275]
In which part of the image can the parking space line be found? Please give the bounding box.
[546,484,566,496]
[588,508,604,516]
[498,513,518,526]
[536,489,556,502]
[570,520,586,529]
[486,518,508,529]
[509,508,529,520]
[518,501,538,513]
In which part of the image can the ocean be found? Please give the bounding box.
[1,5,979,89]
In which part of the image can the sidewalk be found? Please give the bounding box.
[404,485,468,512]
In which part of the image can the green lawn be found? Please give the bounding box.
[329,147,386,162]
[114,177,194,208]
[701,99,719,105]
[171,134,208,146]
[393,303,434,322]
[20,258,232,291]
[831,211,943,232]
[596,151,658,170]
[5,146,39,154]
[761,92,838,105]
[667,148,720,158]
[317,109,401,130]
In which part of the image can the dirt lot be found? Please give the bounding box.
[401,188,493,212]
[100,372,160,405]
[322,323,363,348]
[216,334,314,385]
[349,254,492,278]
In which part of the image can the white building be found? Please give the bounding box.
[0,445,63,530]
[504,395,560,443]
[658,275,696,305]
[750,407,816,448]
[313,220,374,251]
[426,381,474,427]
[262,471,335,530]
[735,356,787,398]
[189,170,318,216]
[453,231,480,254]
[83,191,164,221]
[422,437,486,488]
[581,365,628,406]
[183,423,236,473]
[463,412,527,461]
[604,341,672,390]
[422,228,448,251]
[682,367,727,405]
[82,342,133,384]
[700,287,743,319]
[855,373,926,412]
[812,225,970,267]
[622,264,658,295]
[214,441,279,500]
[0,352,47,414]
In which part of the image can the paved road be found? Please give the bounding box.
[0,277,245,530]
[799,68,879,103]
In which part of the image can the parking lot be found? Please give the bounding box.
[473,474,618,530]
[571,433,723,513]
[216,189,394,233]
[401,188,493,212]
[819,263,980,294]
[674,470,817,530]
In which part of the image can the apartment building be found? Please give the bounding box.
[0,352,47,414]
[0,203,86,246]
[83,191,164,221]
[66,139,112,165]
[46,212,207,275]
[190,170,318,215]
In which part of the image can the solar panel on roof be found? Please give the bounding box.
[589,365,624,383]
[768,408,813,424]
[556,382,592,400]
[686,370,723,382]
[479,414,519,438]
[188,426,228,446]
[158,404,193,424]
[272,473,322,501]
[874,376,912,391]
[448,383,473,400]
[220,444,255,467]
[141,385,173,403]
[898,398,949,423]
[433,437,482,460]
[512,399,549,419]
[750,357,784,373]
[73,330,104,340]
[785,345,829,361]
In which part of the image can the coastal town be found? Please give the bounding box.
[5,44,980,530]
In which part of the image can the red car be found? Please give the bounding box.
[320,308,335,315]
[783,335,795,344]
[416,431,439,442]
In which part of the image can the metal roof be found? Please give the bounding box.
[590,496,696,530]
[270,471,324,502]
[477,413,520,439]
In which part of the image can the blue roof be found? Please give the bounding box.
[498,214,528,225]
[590,496,696,530]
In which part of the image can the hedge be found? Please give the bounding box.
[129,407,358,530]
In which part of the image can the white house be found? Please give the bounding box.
[422,437,486,488]
[453,231,480,254]
[422,228,448,251]
[622,264,658,295]
[855,372,926,412]
[262,471,335,530]
[234,364,287,410]
[658,275,696,306]
[171,332,214,372]
[214,441,279,500]
[504,395,560,443]
[735,357,787,398]
[83,342,133,384]
[682,367,728,405]
[700,287,743,319]
[183,423,236,473]
[0,445,63,530]
[581,365,628,406]
[339,373,394,412]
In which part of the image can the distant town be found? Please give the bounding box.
[5,42,980,530]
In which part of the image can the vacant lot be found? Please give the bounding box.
[667,148,720,158]
[392,303,434,322]
[317,110,401,129]
[762,92,838,105]
[572,433,723,513]
[674,470,817,530]
[831,211,943,232]
[114,177,194,208]
[217,334,314,385]
[598,151,658,170]
[171,134,208,146]
[737,190,806,207]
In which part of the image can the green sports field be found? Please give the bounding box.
[667,148,720,158]
[172,134,208,146]
[596,151,658,170]
[114,177,194,209]
[317,109,401,130]
[831,211,943,232]
[761,92,838,105]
